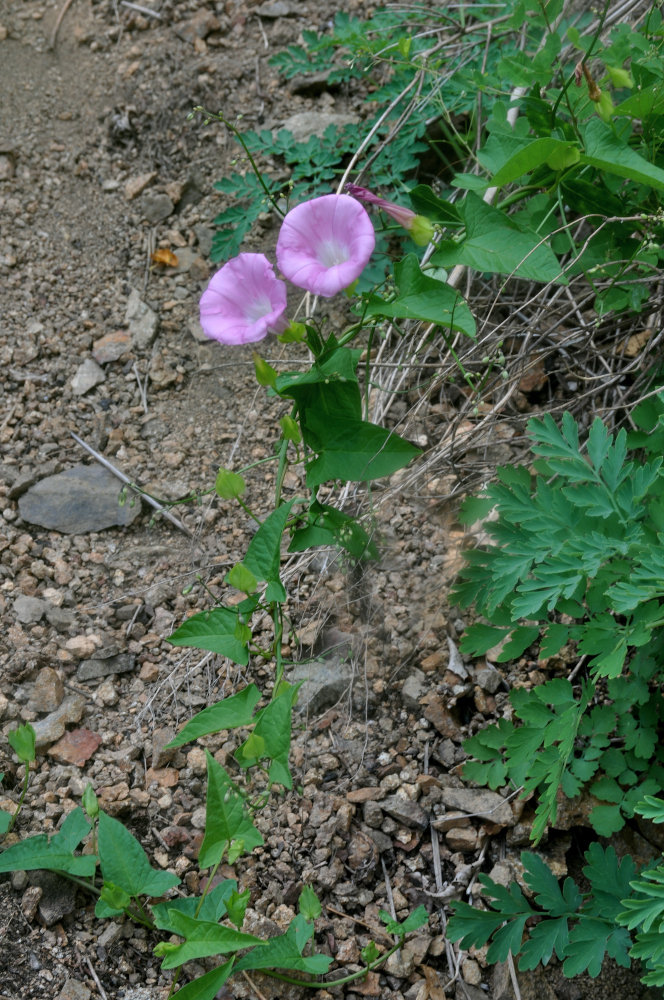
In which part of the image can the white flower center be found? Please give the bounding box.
[316,238,350,268]
[246,295,271,321]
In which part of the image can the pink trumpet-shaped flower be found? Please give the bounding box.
[276,194,375,297]
[199,253,288,346]
[345,184,435,246]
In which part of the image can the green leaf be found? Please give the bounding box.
[0,806,95,877]
[379,905,429,938]
[153,881,238,931]
[168,607,250,665]
[588,803,625,836]
[244,501,295,597]
[166,685,262,748]
[157,911,265,969]
[490,137,580,186]
[199,752,263,869]
[518,916,570,969]
[226,888,251,930]
[299,885,322,921]
[563,919,632,977]
[432,193,564,285]
[168,961,235,1000]
[235,683,300,788]
[304,417,420,489]
[97,811,179,898]
[0,811,11,835]
[226,562,258,595]
[97,881,132,916]
[580,118,664,190]
[288,501,378,560]
[215,468,246,500]
[234,914,332,975]
[8,723,36,764]
[364,255,476,338]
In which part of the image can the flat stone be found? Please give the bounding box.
[125,287,158,350]
[27,667,64,713]
[32,694,86,749]
[48,728,102,767]
[447,826,478,851]
[279,111,358,144]
[288,657,353,714]
[57,980,91,1000]
[476,663,502,693]
[346,786,384,804]
[30,870,78,926]
[441,787,515,828]
[381,794,429,831]
[401,668,427,712]
[92,329,131,364]
[13,594,49,624]
[19,465,142,533]
[421,693,462,740]
[124,171,157,200]
[65,635,100,659]
[145,766,179,788]
[71,358,105,395]
[141,192,174,224]
[257,1,292,16]
[77,652,135,681]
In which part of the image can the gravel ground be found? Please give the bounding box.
[0,2,657,999]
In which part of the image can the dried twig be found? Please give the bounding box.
[120,1,162,19]
[50,0,76,48]
[70,432,193,537]
[84,955,109,1000]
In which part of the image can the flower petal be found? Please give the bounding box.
[276,194,375,297]
[199,253,288,346]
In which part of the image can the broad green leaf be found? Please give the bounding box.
[244,501,294,592]
[153,881,238,931]
[226,888,251,930]
[580,118,664,190]
[588,803,624,837]
[234,915,332,975]
[490,137,580,186]
[0,811,11,835]
[299,885,322,921]
[168,960,235,1000]
[166,685,262,749]
[563,919,632,977]
[288,501,378,560]
[432,193,564,285]
[97,811,179,898]
[459,624,509,656]
[215,469,246,500]
[364,255,476,338]
[235,683,300,788]
[8,723,36,763]
[304,417,420,489]
[408,184,462,226]
[380,905,429,937]
[275,347,363,426]
[519,916,570,969]
[157,910,265,969]
[199,752,263,869]
[0,806,95,877]
[168,607,250,665]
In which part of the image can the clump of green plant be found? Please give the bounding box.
[446,388,664,985]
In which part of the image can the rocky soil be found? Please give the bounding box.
[0,2,658,999]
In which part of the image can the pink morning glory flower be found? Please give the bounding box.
[199,253,288,346]
[346,184,435,246]
[276,194,375,297]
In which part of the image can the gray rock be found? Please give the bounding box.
[476,663,502,693]
[141,191,174,224]
[441,787,515,827]
[279,111,358,144]
[455,985,486,1000]
[14,595,50,624]
[257,1,292,16]
[32,694,86,748]
[287,657,353,714]
[188,316,208,343]
[29,871,77,926]
[46,606,76,631]
[381,794,429,831]
[71,358,105,396]
[401,667,427,712]
[193,224,213,256]
[77,652,135,681]
[27,667,64,713]
[18,465,142,533]
[363,800,384,829]
[125,287,158,349]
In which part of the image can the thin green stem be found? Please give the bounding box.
[8,763,30,833]
[257,941,404,989]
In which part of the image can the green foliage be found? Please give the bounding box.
[8,723,36,764]
[454,410,664,840]
[449,846,633,977]
[0,807,95,877]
